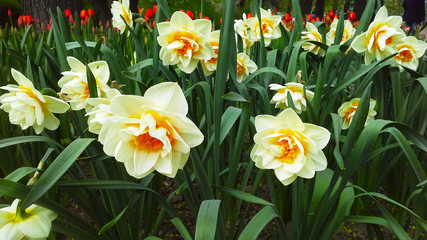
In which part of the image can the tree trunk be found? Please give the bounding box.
[314,0,325,19]
[89,0,112,25]
[20,0,82,24]
[301,0,313,16]
[353,0,367,20]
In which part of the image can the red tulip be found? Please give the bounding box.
[106,20,111,28]
[220,17,222,24]
[187,10,194,20]
[153,5,157,15]
[203,16,209,20]
[349,11,356,20]
[247,13,253,18]
[26,15,34,24]
[145,9,153,18]
[180,9,185,13]
[328,10,334,18]
[80,9,88,20]
[64,9,71,18]
[88,9,95,17]
[8,9,12,17]
[18,15,23,27]
[307,14,312,21]
[152,20,155,28]
[138,8,142,14]
[284,13,292,22]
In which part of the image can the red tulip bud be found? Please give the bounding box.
[152,20,155,28]
[18,15,23,27]
[153,5,157,15]
[328,10,334,18]
[64,9,71,18]
[138,8,142,14]
[88,9,95,17]
[106,20,110,28]
[145,9,153,18]
[187,10,194,19]
[247,13,253,18]
[26,15,34,24]
[80,9,88,20]
[8,9,12,17]
[285,13,292,22]
[349,11,356,20]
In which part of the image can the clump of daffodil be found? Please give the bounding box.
[0,199,57,240]
[0,69,69,134]
[251,108,331,186]
[58,56,111,111]
[157,11,214,74]
[338,98,377,129]
[301,22,329,56]
[201,30,220,76]
[326,19,356,45]
[393,36,427,71]
[269,82,314,114]
[98,82,204,179]
[236,52,258,83]
[351,6,405,65]
[111,0,133,34]
[246,8,282,47]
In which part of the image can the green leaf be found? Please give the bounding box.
[20,138,95,210]
[0,136,63,150]
[170,218,193,240]
[4,167,39,182]
[86,64,98,98]
[238,206,281,240]
[243,67,287,84]
[214,185,274,206]
[195,200,221,240]
[222,92,249,102]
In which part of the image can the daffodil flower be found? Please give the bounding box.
[269,83,314,114]
[246,8,282,47]
[338,98,377,129]
[393,36,427,71]
[0,199,57,240]
[236,52,257,83]
[157,11,214,74]
[111,0,133,34]
[0,69,69,134]
[251,109,330,186]
[86,88,122,134]
[234,13,255,51]
[326,19,355,45]
[301,22,328,56]
[201,30,220,76]
[351,6,405,65]
[58,56,111,111]
[98,82,204,178]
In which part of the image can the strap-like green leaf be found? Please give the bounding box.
[195,200,221,240]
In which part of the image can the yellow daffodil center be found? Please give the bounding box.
[122,7,131,24]
[19,85,44,110]
[278,86,303,95]
[237,61,245,75]
[343,101,359,122]
[4,209,33,223]
[395,45,414,62]
[270,129,307,164]
[168,31,201,57]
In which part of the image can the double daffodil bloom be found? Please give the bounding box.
[58,57,111,111]
[246,8,282,47]
[326,19,355,45]
[201,30,220,76]
[301,22,328,56]
[111,0,133,34]
[394,36,427,71]
[98,82,204,178]
[251,109,330,186]
[86,88,122,134]
[269,83,314,114]
[236,53,258,83]
[338,98,377,129]
[351,6,405,65]
[157,11,214,73]
[234,13,255,51]
[0,199,57,240]
[0,69,69,134]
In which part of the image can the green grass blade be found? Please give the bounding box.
[238,206,281,240]
[170,218,193,240]
[214,185,273,206]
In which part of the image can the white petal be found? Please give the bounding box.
[143,82,188,115]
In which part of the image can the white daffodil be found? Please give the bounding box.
[394,36,427,71]
[58,56,111,111]
[234,13,254,51]
[251,109,330,186]
[98,82,204,178]
[351,6,405,65]
[246,8,281,47]
[326,19,356,45]
[201,30,220,76]
[269,83,314,114]
[0,199,57,240]
[301,22,328,56]
[0,69,69,134]
[157,11,214,74]
[111,0,133,34]
[338,98,377,130]
[86,88,121,134]
[236,52,257,83]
